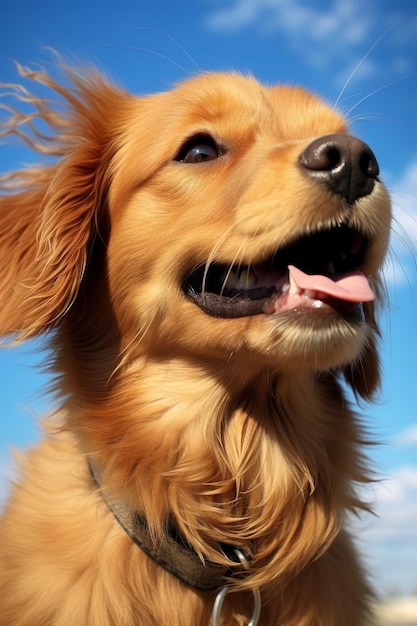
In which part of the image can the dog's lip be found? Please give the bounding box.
[184,266,372,319]
[182,225,372,318]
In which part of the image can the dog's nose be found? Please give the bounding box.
[299,134,379,204]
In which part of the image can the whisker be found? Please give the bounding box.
[107,316,155,384]
[202,217,251,298]
[220,264,234,297]
[220,243,254,296]
[391,197,417,263]
[384,215,417,318]
[82,43,196,78]
[348,112,393,126]
[335,27,396,109]
[202,211,269,300]
[345,73,417,120]
[129,27,201,74]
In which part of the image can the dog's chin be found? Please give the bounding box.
[219,299,367,371]
[258,304,368,371]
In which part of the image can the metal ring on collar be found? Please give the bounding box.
[212,549,261,626]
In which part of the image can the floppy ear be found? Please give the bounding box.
[0,61,128,340]
[0,157,100,339]
[343,301,381,399]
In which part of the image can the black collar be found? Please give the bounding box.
[88,460,250,591]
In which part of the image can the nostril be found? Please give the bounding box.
[299,133,379,204]
[359,150,379,178]
[301,144,343,172]
[325,147,343,170]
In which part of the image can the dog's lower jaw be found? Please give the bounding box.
[244,310,369,373]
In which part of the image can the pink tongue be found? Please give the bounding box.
[288,265,374,303]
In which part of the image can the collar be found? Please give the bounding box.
[88,459,250,591]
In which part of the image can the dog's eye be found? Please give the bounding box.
[174,134,222,164]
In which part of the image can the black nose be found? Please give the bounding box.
[299,134,379,204]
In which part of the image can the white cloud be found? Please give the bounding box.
[352,467,417,594]
[390,14,417,47]
[376,467,417,501]
[0,452,16,509]
[204,0,415,80]
[205,0,371,41]
[205,0,374,64]
[396,424,417,447]
[205,0,263,31]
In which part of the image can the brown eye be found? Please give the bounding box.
[174,134,223,163]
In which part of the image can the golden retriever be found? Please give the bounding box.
[0,59,391,625]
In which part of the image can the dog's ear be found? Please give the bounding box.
[0,61,127,340]
[343,301,381,399]
[0,158,102,340]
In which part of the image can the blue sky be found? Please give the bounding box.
[0,0,416,597]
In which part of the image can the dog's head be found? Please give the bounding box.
[0,69,390,395]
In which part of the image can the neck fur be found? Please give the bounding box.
[72,358,367,593]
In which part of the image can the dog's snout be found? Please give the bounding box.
[299,134,379,205]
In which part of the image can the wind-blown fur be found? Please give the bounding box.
[0,60,391,625]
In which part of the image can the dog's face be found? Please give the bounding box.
[104,73,390,380]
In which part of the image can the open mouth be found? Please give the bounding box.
[183,224,373,318]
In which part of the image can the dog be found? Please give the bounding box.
[0,59,391,625]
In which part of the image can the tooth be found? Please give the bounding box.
[312,299,324,308]
[222,269,238,291]
[221,266,257,291]
[236,268,256,290]
[325,261,335,273]
[289,269,302,295]
[235,276,245,289]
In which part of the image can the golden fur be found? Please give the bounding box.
[0,61,391,625]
